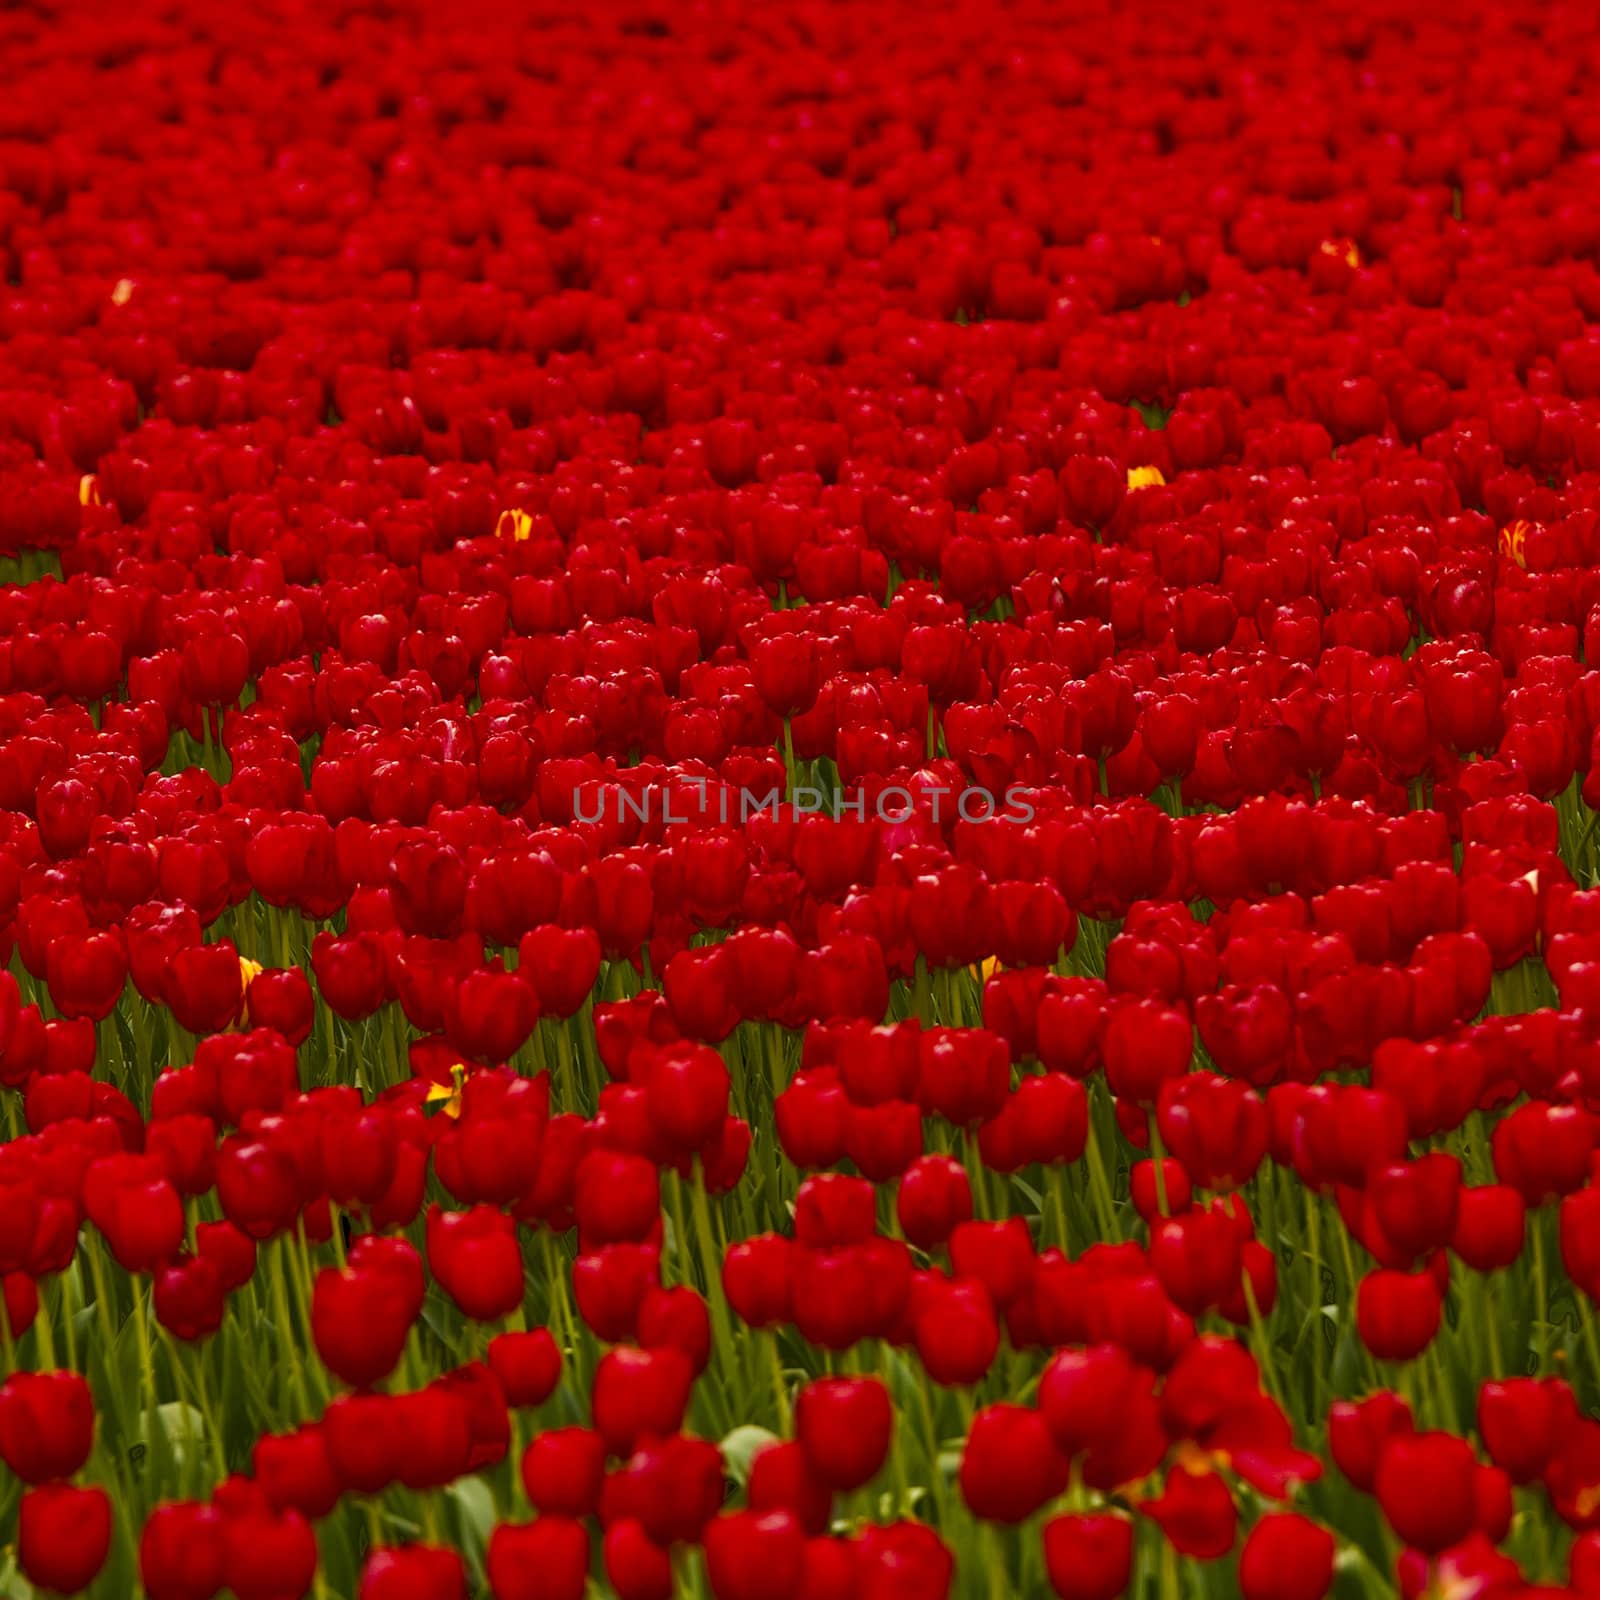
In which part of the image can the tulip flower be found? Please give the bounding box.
[795,1377,893,1491]
[1238,1513,1335,1600]
[19,1484,112,1595]
[1374,1431,1479,1554]
[1043,1513,1134,1600]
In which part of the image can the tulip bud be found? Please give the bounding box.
[749,1441,833,1537]
[897,1155,973,1250]
[1043,1511,1133,1600]
[1374,1430,1478,1554]
[1356,1268,1441,1361]
[487,1328,561,1409]
[959,1404,1069,1524]
[19,1484,111,1596]
[591,1347,693,1458]
[1478,1376,1578,1484]
[1238,1513,1335,1600]
[795,1376,892,1491]
[488,1517,589,1600]
[358,1545,467,1600]
[705,1510,806,1600]
[603,1517,674,1600]
[425,1204,525,1322]
[140,1501,227,1600]
[0,1369,95,1483]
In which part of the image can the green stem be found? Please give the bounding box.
[766,1330,792,1435]
[689,1164,737,1368]
[1534,1215,1551,1375]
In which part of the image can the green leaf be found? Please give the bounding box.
[152,1400,207,1470]
[1329,1318,1362,1396]
[448,1476,497,1575]
[0,1546,33,1599]
[720,1424,779,1486]
[878,1486,925,1518]
[113,1003,138,1067]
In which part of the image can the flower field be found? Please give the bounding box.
[9,0,1600,1595]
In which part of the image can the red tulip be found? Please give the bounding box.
[1478,1377,1578,1484]
[312,932,390,1020]
[216,1137,302,1240]
[1494,1103,1593,1205]
[46,928,128,1020]
[165,940,248,1034]
[253,1427,341,1520]
[794,1174,877,1250]
[1356,1269,1441,1361]
[1150,1209,1242,1315]
[603,1518,674,1600]
[445,964,539,1064]
[1374,1431,1478,1554]
[1139,1465,1237,1559]
[519,926,603,1019]
[959,1404,1070,1524]
[856,1521,954,1600]
[980,1072,1088,1171]
[896,1155,973,1250]
[1369,1154,1461,1261]
[1130,1158,1192,1221]
[705,1510,807,1600]
[1238,1513,1335,1600]
[84,1152,185,1272]
[358,1546,467,1600]
[245,967,315,1045]
[140,1501,227,1600]
[1040,1344,1147,1459]
[591,1347,693,1458]
[1042,1513,1134,1600]
[487,1518,590,1600]
[776,1072,850,1170]
[949,1217,1035,1307]
[1452,1184,1525,1272]
[1549,1420,1600,1533]
[1473,1463,1512,1545]
[154,1253,227,1340]
[723,1234,792,1328]
[1572,1530,1600,1595]
[574,1244,660,1343]
[425,1205,525,1322]
[913,1276,1001,1387]
[1157,1073,1267,1190]
[19,1483,111,1595]
[1328,1391,1413,1492]
[917,1027,1010,1126]
[749,1441,833,1537]
[1102,999,1193,1103]
[574,1150,661,1247]
[640,1043,731,1153]
[522,1427,606,1518]
[795,1377,893,1491]
[487,1329,561,1409]
[312,1257,420,1388]
[606,1432,724,1546]
[1564,1187,1600,1298]
[637,1285,712,1377]
[0,1369,95,1482]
